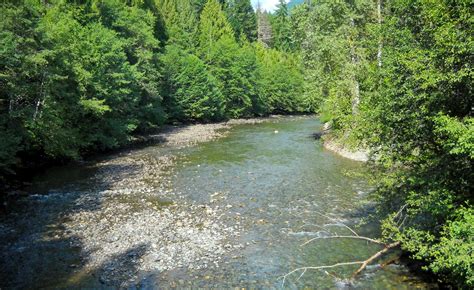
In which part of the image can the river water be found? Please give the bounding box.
[0,116,432,289]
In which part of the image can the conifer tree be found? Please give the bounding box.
[225,0,257,41]
[161,45,225,122]
[272,0,291,51]
[156,0,198,49]
[198,0,234,56]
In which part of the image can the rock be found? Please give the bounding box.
[323,138,369,162]
[323,121,333,131]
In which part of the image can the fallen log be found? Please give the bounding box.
[351,241,401,279]
[280,240,400,286]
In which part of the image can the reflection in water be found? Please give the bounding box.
[0,116,433,289]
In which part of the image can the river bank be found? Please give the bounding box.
[59,116,278,286]
[0,116,278,211]
[323,137,369,162]
[316,122,369,162]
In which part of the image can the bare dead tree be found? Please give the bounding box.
[256,4,272,47]
[33,72,47,121]
[349,18,361,115]
[377,0,383,68]
[280,206,406,286]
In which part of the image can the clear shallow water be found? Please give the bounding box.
[160,116,430,289]
[0,116,433,289]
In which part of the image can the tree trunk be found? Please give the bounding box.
[377,0,383,68]
[350,18,360,115]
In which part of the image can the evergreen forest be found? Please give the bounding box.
[0,0,472,287]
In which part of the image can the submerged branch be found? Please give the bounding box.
[312,210,360,236]
[301,235,383,247]
[280,261,365,286]
[285,208,401,284]
[282,241,400,285]
[351,241,400,279]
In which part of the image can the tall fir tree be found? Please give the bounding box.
[156,0,199,50]
[224,0,257,41]
[198,0,234,56]
[272,0,291,51]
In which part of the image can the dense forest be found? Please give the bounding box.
[0,0,308,180]
[0,0,472,287]
[296,0,472,287]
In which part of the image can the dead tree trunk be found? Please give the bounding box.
[281,209,405,286]
[377,0,383,68]
[350,18,360,115]
[351,241,400,279]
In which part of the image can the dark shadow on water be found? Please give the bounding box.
[0,159,148,289]
[93,244,150,288]
[0,230,85,289]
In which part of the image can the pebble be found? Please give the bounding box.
[3,119,270,288]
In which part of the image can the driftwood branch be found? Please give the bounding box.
[281,208,403,285]
[323,222,360,237]
[279,261,365,286]
[281,241,400,286]
[298,222,335,235]
[351,241,400,279]
[301,235,384,247]
[312,210,360,236]
[394,204,407,220]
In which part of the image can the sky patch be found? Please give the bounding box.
[251,0,287,12]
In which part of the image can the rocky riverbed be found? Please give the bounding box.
[1,116,434,289]
[0,118,269,288]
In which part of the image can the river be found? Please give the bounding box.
[0,116,433,289]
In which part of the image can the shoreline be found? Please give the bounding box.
[1,117,268,287]
[135,114,309,147]
[322,136,369,162]
[1,115,297,207]
[0,115,439,289]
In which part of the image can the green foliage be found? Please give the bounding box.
[255,44,304,114]
[38,2,157,150]
[0,0,308,180]
[224,0,257,41]
[155,0,198,50]
[198,0,234,55]
[271,0,292,51]
[288,3,309,53]
[0,2,45,172]
[434,115,474,159]
[430,208,474,286]
[0,0,165,172]
[302,0,375,127]
[161,45,224,122]
[294,0,473,286]
[205,36,257,118]
[2,0,470,286]
[373,1,472,284]
[92,0,165,131]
